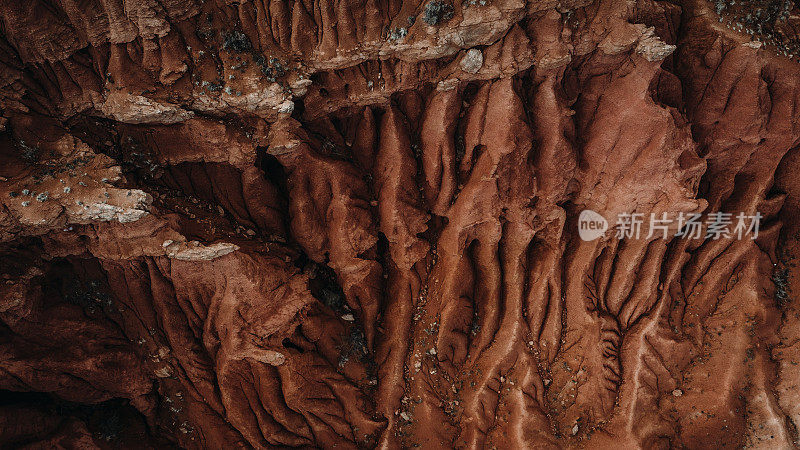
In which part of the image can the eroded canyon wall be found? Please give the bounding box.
[1,0,800,448]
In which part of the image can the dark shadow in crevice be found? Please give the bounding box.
[0,390,177,448]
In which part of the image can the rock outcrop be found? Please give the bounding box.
[1,0,800,448]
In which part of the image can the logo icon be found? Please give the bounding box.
[578,210,608,241]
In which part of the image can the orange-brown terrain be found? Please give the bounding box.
[1,0,800,448]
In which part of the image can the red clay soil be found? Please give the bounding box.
[1,0,800,448]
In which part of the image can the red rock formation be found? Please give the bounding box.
[1,0,800,448]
